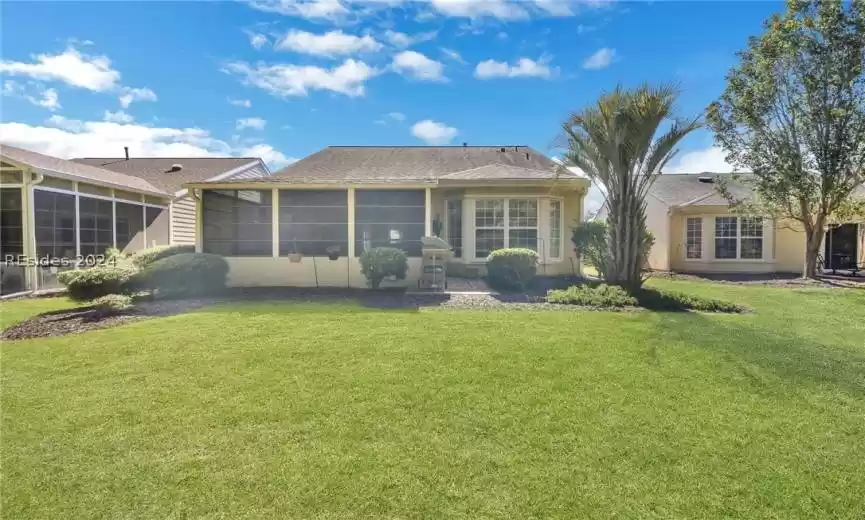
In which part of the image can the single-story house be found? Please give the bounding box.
[630,173,865,275]
[72,155,270,246]
[183,145,590,289]
[0,144,171,295]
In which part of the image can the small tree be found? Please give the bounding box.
[562,84,701,291]
[708,0,865,277]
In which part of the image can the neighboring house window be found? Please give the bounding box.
[474,199,505,258]
[355,190,425,257]
[686,217,702,259]
[446,199,462,258]
[508,199,539,250]
[202,190,273,257]
[279,190,348,256]
[714,216,763,260]
[549,200,562,259]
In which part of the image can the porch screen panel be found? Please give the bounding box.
[33,189,76,289]
[203,190,273,257]
[355,190,425,257]
[279,190,348,256]
[116,201,145,252]
[1,188,25,294]
[78,196,113,256]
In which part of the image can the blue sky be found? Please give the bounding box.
[1,0,782,210]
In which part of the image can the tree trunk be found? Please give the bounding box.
[803,228,823,278]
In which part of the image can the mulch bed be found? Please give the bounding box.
[654,272,864,289]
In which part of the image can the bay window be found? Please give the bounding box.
[714,216,763,260]
[473,199,543,259]
[446,199,462,258]
[686,217,703,259]
[549,200,562,259]
[474,199,505,258]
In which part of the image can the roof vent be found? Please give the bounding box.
[167,163,183,173]
[697,175,714,183]
[500,147,506,153]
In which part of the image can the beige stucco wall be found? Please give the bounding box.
[668,207,804,274]
[224,257,424,289]
[644,194,670,271]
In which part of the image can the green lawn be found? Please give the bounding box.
[2,280,864,519]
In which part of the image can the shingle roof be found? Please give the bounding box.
[649,173,756,206]
[261,146,574,184]
[1,143,167,196]
[72,157,259,193]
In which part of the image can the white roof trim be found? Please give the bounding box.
[173,159,267,198]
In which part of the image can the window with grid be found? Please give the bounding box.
[203,190,273,257]
[549,200,562,259]
[714,217,738,259]
[446,199,462,258]
[508,199,538,250]
[739,217,763,259]
[686,217,702,259]
[474,199,505,258]
[279,190,348,256]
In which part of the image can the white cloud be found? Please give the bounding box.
[387,111,405,121]
[666,146,735,174]
[411,119,458,145]
[430,0,529,20]
[103,110,134,124]
[237,143,297,169]
[534,0,574,16]
[118,87,157,108]
[224,59,379,97]
[383,29,437,48]
[247,31,269,49]
[583,47,616,70]
[236,117,267,130]
[0,118,291,169]
[247,0,350,20]
[373,119,387,125]
[474,56,555,79]
[392,50,446,82]
[1,81,61,111]
[0,47,120,91]
[229,98,252,108]
[440,47,465,64]
[276,29,383,57]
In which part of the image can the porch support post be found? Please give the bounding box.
[73,182,81,259]
[195,190,203,253]
[424,187,432,236]
[347,187,356,258]
[272,188,279,258]
[111,189,117,248]
[21,170,36,291]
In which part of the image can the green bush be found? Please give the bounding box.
[359,247,408,289]
[635,288,748,313]
[59,265,137,302]
[91,294,134,313]
[132,252,229,297]
[131,245,196,268]
[486,248,540,291]
[547,284,638,307]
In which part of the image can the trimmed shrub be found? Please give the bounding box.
[91,294,134,313]
[486,248,540,292]
[547,284,638,307]
[131,245,196,269]
[635,288,748,313]
[132,252,229,297]
[60,265,137,302]
[359,247,408,289]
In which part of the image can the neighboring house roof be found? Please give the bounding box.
[0,143,167,196]
[189,146,579,186]
[72,157,261,193]
[648,173,755,207]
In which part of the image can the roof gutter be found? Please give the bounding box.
[28,166,168,198]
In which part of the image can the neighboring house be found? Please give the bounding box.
[0,144,172,295]
[183,145,590,289]
[72,155,270,246]
[618,173,865,275]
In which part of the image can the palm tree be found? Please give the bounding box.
[562,83,701,291]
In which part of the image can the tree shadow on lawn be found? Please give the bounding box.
[649,312,865,397]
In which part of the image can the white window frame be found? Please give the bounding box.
[685,217,703,260]
[548,199,563,260]
[473,199,506,260]
[469,197,564,261]
[713,215,764,261]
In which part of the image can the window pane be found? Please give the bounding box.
[446,199,462,258]
[508,199,538,227]
[741,217,763,237]
[686,217,702,259]
[475,199,504,228]
[509,229,538,251]
[549,200,561,258]
[740,238,763,259]
[715,238,737,259]
[475,229,504,258]
[279,190,348,256]
[203,190,273,257]
[355,190,424,257]
[715,217,737,238]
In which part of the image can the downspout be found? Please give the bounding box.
[23,169,45,292]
